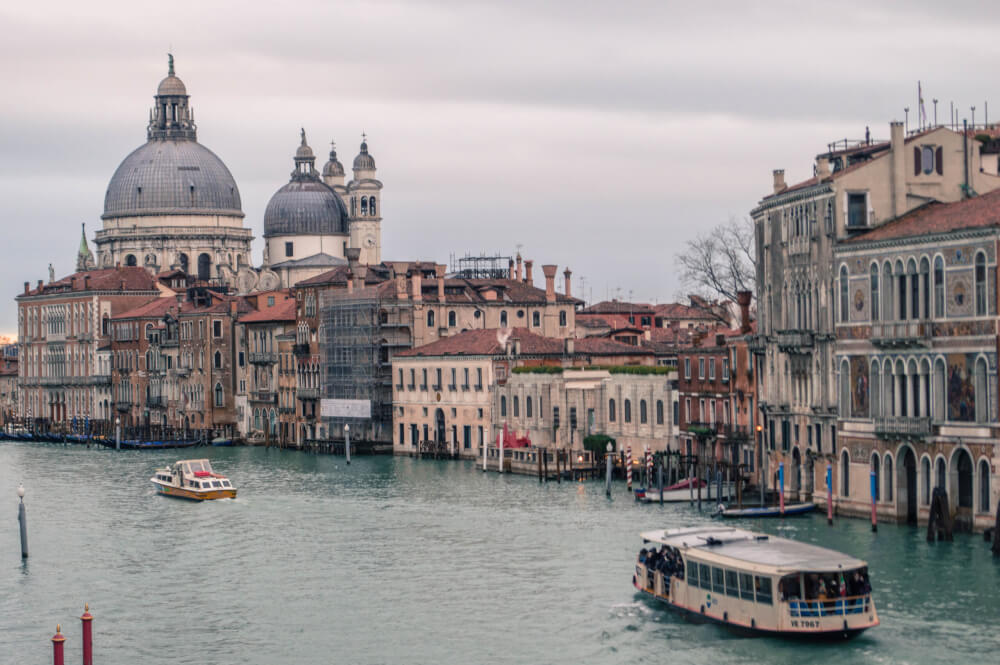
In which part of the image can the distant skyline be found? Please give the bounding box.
[3,1,1000,336]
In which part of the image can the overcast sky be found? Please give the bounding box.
[2,0,999,336]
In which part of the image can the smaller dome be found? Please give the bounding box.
[353,139,376,171]
[323,141,345,178]
[157,75,187,97]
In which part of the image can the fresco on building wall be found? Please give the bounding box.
[947,353,976,422]
[850,356,869,419]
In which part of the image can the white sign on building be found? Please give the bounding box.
[320,399,372,419]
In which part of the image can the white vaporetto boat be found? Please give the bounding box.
[633,526,878,639]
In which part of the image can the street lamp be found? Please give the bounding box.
[17,483,25,500]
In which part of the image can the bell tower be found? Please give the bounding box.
[347,134,383,265]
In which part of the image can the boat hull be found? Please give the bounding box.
[639,483,736,503]
[721,503,816,518]
[153,481,236,501]
[633,580,870,640]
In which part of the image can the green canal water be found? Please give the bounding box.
[2,442,999,665]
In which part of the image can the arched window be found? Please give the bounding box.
[908,258,918,320]
[980,459,991,513]
[179,253,189,274]
[882,262,893,322]
[624,399,632,423]
[840,358,851,418]
[500,311,508,327]
[609,398,616,422]
[839,266,849,322]
[870,264,879,321]
[526,396,532,418]
[656,400,664,425]
[975,252,987,315]
[214,351,222,369]
[214,383,223,407]
[351,197,357,217]
[871,453,881,501]
[253,408,261,431]
[369,197,377,216]
[871,361,881,418]
[895,260,906,320]
[197,253,211,282]
[532,311,540,327]
[841,449,850,497]
[361,197,368,215]
[920,257,930,319]
[513,396,519,418]
[559,311,567,327]
[932,255,945,318]
[975,357,988,423]
[500,395,507,418]
[125,254,137,267]
[922,457,931,505]
[884,455,893,502]
[448,311,456,327]
[640,400,648,424]
[427,310,435,327]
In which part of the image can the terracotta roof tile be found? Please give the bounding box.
[20,267,159,298]
[844,188,1000,243]
[239,294,297,323]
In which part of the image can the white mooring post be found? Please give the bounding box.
[344,423,351,465]
[17,484,27,559]
[498,433,504,473]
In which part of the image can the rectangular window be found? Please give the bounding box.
[285,241,293,257]
[463,425,471,449]
[739,573,755,601]
[712,567,725,594]
[687,560,699,586]
[684,358,691,379]
[478,426,484,445]
[847,192,867,228]
[699,564,711,590]
[725,570,739,597]
[698,399,705,423]
[699,358,705,379]
[755,576,773,605]
[722,359,729,381]
[213,320,222,338]
[709,358,715,380]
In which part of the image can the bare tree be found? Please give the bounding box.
[675,217,756,320]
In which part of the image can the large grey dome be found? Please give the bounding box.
[103,139,243,219]
[263,180,348,237]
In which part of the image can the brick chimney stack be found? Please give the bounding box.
[436,264,446,300]
[737,290,752,334]
[542,265,557,303]
[524,260,534,285]
[508,259,515,281]
[83,275,90,291]
[37,280,43,290]
[563,267,572,298]
[411,272,423,301]
[347,271,354,294]
[23,282,28,294]
[773,169,786,194]
[516,255,523,282]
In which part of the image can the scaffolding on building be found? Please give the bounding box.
[318,287,393,443]
[449,252,513,280]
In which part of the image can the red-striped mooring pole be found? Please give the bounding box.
[81,604,93,665]
[52,624,65,665]
[626,445,632,491]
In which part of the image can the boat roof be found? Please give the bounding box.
[639,526,867,575]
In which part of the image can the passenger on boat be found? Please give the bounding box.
[638,548,648,564]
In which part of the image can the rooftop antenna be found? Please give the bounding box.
[972,106,976,131]
[904,107,909,134]
[933,99,938,126]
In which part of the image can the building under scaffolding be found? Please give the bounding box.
[318,286,410,443]
[449,253,513,280]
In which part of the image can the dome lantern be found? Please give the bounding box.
[148,54,196,141]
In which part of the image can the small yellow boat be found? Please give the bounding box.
[151,459,237,501]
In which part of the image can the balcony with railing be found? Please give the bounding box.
[251,390,277,404]
[718,424,750,441]
[298,387,319,400]
[248,351,278,364]
[147,395,165,408]
[870,320,931,347]
[775,330,814,353]
[788,235,812,257]
[685,421,719,436]
[432,383,442,392]
[114,401,131,412]
[874,416,933,438]
[293,343,310,356]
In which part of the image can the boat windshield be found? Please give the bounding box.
[185,461,212,474]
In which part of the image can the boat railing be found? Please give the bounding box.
[787,595,871,617]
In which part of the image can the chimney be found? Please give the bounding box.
[508,259,515,281]
[37,280,43,290]
[542,265,557,303]
[120,279,126,291]
[890,120,906,218]
[772,169,786,194]
[355,265,367,290]
[436,264,446,300]
[83,275,90,291]
[346,271,354,294]
[563,267,572,297]
[411,272,422,301]
[346,247,361,272]
[23,282,28,294]
[516,255,523,282]
[524,260,534,285]
[816,156,831,179]
[230,300,238,317]
[737,290,752,334]
[564,337,575,356]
